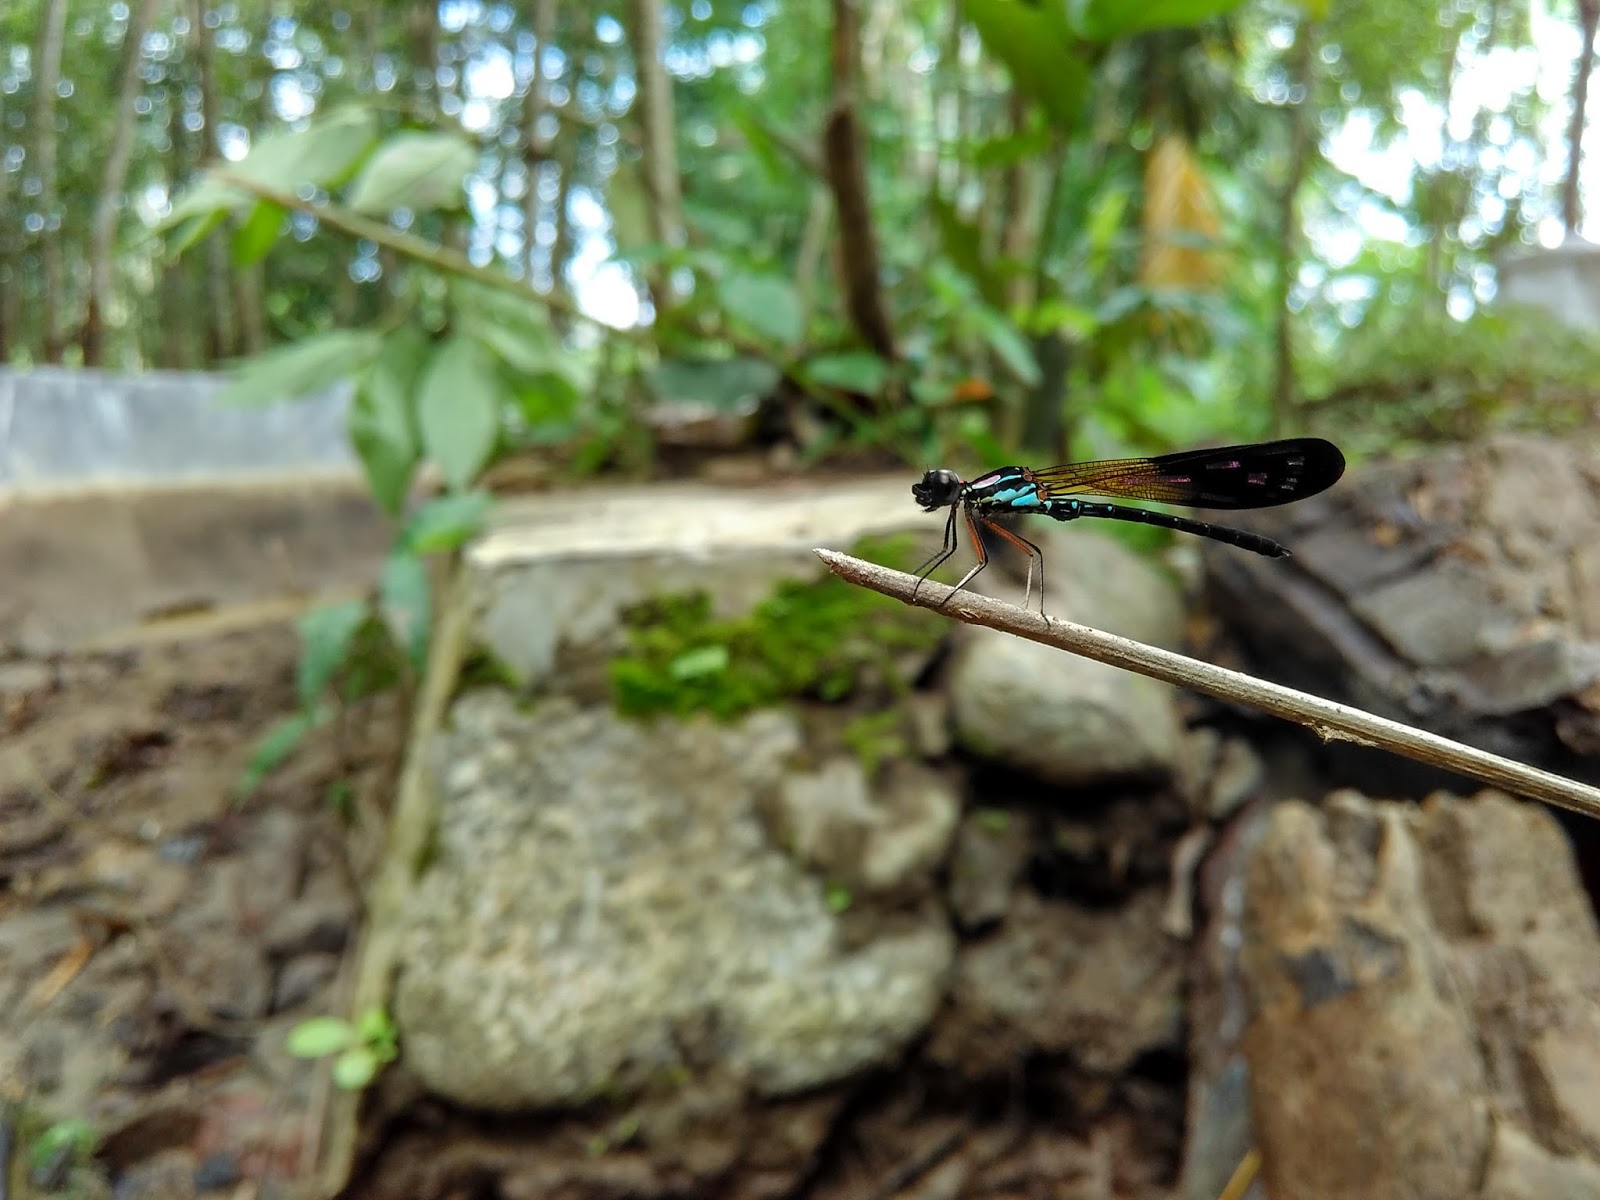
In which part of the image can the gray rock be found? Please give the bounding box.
[392,695,953,1109]
[772,757,959,894]
[1205,737,1263,820]
[903,690,951,759]
[946,528,1185,785]
[1207,436,1600,760]
[950,628,1183,786]
[1035,523,1186,649]
[931,889,1183,1077]
[946,808,1030,931]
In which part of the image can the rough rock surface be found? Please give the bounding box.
[948,527,1186,785]
[391,694,955,1109]
[769,755,960,895]
[1236,789,1600,1200]
[1206,436,1600,767]
[930,888,1185,1078]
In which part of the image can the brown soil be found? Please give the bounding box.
[1,618,403,1199]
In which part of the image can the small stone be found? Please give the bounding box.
[192,1151,241,1192]
[904,691,950,759]
[1205,738,1263,820]
[271,952,340,1013]
[947,809,1030,931]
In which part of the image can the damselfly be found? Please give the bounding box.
[910,437,1346,615]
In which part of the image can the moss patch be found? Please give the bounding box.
[609,534,943,720]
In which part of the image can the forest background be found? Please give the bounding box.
[6,0,1600,494]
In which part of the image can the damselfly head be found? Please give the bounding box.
[912,468,963,511]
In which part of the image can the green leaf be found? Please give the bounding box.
[297,600,370,704]
[348,394,415,517]
[416,336,501,490]
[1078,0,1247,41]
[474,317,558,377]
[931,197,1004,307]
[236,106,377,191]
[355,1006,398,1053]
[346,131,475,215]
[232,201,288,267]
[510,374,582,437]
[237,710,319,800]
[380,551,431,672]
[669,645,729,680]
[804,352,891,395]
[287,1016,356,1058]
[402,491,494,554]
[219,329,382,406]
[717,272,803,347]
[29,1119,96,1171]
[965,0,1089,130]
[349,327,428,514]
[1030,299,1101,340]
[967,124,1052,169]
[159,173,251,233]
[645,356,781,410]
[967,307,1042,387]
[333,1047,380,1089]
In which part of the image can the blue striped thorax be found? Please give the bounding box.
[968,468,1045,514]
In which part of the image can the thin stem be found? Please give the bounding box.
[210,172,647,340]
[815,548,1600,825]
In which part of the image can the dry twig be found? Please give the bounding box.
[814,548,1600,824]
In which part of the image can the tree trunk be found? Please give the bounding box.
[551,137,577,334]
[522,0,558,279]
[627,0,685,319]
[1564,0,1599,232]
[0,84,14,360]
[85,0,161,367]
[190,0,236,362]
[825,0,895,360]
[408,0,440,119]
[1271,20,1315,438]
[34,0,69,363]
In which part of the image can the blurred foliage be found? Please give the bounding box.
[0,0,1588,491]
[1306,302,1600,453]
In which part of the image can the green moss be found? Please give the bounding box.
[456,649,522,692]
[609,534,943,720]
[825,881,854,912]
[841,709,910,774]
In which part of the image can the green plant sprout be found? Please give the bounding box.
[286,1007,400,1090]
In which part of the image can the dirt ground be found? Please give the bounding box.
[1,611,407,1199]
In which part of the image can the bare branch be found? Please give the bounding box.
[210,172,646,340]
[815,548,1600,825]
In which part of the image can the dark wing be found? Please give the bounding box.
[1028,438,1345,511]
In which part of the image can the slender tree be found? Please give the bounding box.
[1564,0,1598,232]
[86,0,162,366]
[33,0,69,363]
[521,0,558,280]
[825,0,895,360]
[1272,17,1316,437]
[626,0,685,318]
